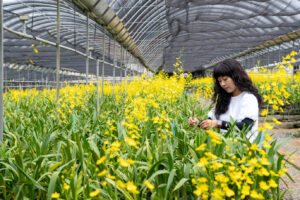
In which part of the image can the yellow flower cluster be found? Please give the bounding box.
[192,133,284,200]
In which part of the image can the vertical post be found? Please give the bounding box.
[101,29,105,102]
[0,0,3,141]
[41,71,43,87]
[120,46,123,85]
[129,55,132,79]
[56,0,61,105]
[124,50,127,97]
[112,39,116,98]
[267,47,270,68]
[292,40,295,83]
[96,59,99,113]
[278,44,281,64]
[86,12,89,85]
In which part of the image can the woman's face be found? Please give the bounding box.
[217,76,238,94]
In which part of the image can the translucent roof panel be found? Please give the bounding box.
[3,0,300,74]
[162,0,300,72]
[3,0,131,76]
[107,0,170,71]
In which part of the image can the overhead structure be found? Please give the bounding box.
[2,0,300,76]
[163,0,300,72]
[3,0,146,78]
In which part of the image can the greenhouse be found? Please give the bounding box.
[0,0,300,199]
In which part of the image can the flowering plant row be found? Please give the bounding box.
[0,67,296,200]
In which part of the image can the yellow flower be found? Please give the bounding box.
[108,174,116,180]
[260,157,271,165]
[126,181,139,194]
[290,51,297,56]
[210,161,223,170]
[263,140,271,149]
[34,48,38,53]
[108,141,121,152]
[63,183,70,190]
[194,184,209,196]
[272,118,281,124]
[198,177,208,183]
[250,190,264,199]
[127,159,135,164]
[90,189,100,197]
[96,156,106,165]
[269,179,278,188]
[191,178,196,184]
[257,167,270,176]
[264,134,272,141]
[241,184,250,198]
[212,188,224,199]
[125,137,139,148]
[195,143,206,151]
[102,181,107,187]
[193,188,202,196]
[118,158,130,167]
[116,180,126,188]
[51,192,60,199]
[249,143,258,151]
[273,104,279,111]
[197,157,208,167]
[261,109,268,116]
[259,181,270,190]
[225,188,235,197]
[97,169,108,177]
[144,180,154,190]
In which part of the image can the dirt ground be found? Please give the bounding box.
[272,128,300,200]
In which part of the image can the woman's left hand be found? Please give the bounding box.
[199,119,218,129]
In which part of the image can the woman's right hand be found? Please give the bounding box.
[188,117,199,127]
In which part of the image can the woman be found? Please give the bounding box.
[189,58,263,142]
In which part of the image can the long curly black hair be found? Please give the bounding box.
[212,58,263,119]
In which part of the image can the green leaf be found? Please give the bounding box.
[147,159,166,179]
[47,171,60,200]
[48,161,62,173]
[164,169,176,199]
[148,169,169,182]
[173,178,189,192]
[15,163,45,191]
[105,178,134,200]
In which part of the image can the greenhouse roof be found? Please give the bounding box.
[3,0,300,74]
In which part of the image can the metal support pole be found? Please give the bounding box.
[292,40,295,83]
[86,12,89,85]
[96,60,99,113]
[129,55,132,78]
[120,46,123,85]
[101,29,105,102]
[267,47,270,68]
[124,50,127,97]
[0,0,3,141]
[278,44,281,62]
[112,39,116,98]
[56,0,61,105]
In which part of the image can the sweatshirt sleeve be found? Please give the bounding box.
[239,93,258,121]
[207,108,216,120]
